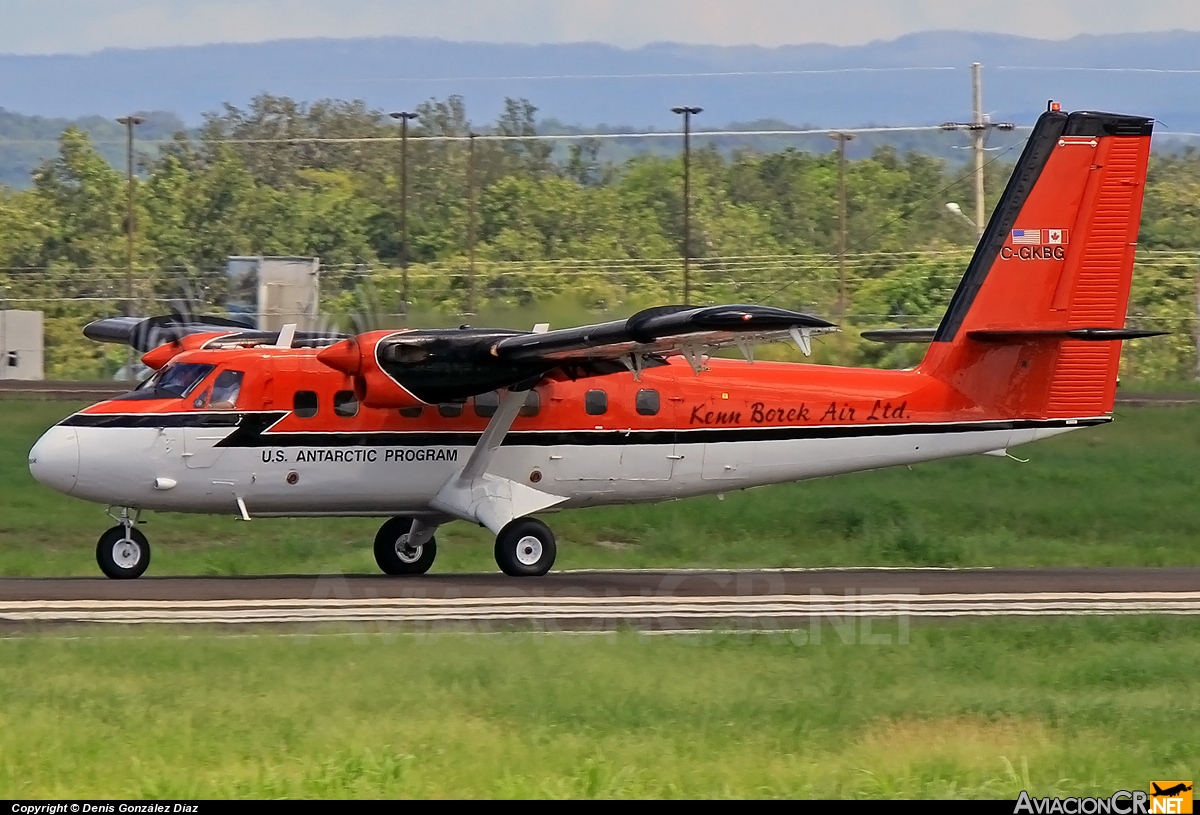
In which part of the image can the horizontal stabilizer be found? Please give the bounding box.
[860,328,937,344]
[966,328,1168,343]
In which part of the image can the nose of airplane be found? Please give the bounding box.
[28,425,80,496]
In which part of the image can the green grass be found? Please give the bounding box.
[4,400,1200,576]
[0,618,1195,797]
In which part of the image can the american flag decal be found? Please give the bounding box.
[1012,229,1042,244]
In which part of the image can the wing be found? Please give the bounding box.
[491,304,836,366]
[323,304,837,405]
[85,314,347,352]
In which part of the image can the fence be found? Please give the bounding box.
[1,248,1195,381]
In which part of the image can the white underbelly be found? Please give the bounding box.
[67,423,1082,516]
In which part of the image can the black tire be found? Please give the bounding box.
[373,517,437,575]
[494,517,557,577]
[96,525,151,580]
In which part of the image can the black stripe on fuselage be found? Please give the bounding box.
[59,411,1109,447]
[61,412,247,429]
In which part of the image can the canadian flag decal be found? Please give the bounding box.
[1045,229,1069,245]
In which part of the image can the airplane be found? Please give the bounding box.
[1152,784,1193,798]
[28,106,1164,580]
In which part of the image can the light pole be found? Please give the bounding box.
[116,114,145,381]
[389,110,418,318]
[671,105,702,305]
[466,132,477,315]
[828,131,855,318]
[945,201,978,231]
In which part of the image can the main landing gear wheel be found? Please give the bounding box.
[494,517,557,577]
[373,517,437,575]
[96,525,151,580]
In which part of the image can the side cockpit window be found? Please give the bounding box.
[208,370,245,410]
[149,363,214,398]
[294,391,319,419]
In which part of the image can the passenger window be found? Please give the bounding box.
[520,390,540,417]
[294,391,319,419]
[438,402,464,418]
[208,370,244,410]
[333,390,359,418]
[585,389,608,416]
[474,391,500,418]
[636,389,660,416]
[398,406,423,418]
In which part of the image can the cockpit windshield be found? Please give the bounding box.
[138,363,215,398]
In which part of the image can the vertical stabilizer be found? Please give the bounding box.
[922,108,1154,418]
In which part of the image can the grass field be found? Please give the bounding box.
[0,618,1195,798]
[3,400,1200,575]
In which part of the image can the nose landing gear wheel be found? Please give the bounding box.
[373,516,437,575]
[96,526,151,580]
[494,517,556,577]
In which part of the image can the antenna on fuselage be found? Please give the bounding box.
[275,323,297,349]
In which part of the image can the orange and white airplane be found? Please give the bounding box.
[29,107,1162,579]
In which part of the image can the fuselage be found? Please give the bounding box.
[28,346,1097,518]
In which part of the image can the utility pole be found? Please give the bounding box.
[671,106,702,305]
[941,63,1015,240]
[828,132,855,317]
[971,62,985,240]
[116,114,145,382]
[466,132,477,315]
[389,110,418,319]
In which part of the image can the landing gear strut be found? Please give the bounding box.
[373,517,437,575]
[494,517,557,577]
[96,509,150,580]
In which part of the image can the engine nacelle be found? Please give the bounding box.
[316,328,546,404]
[316,332,425,409]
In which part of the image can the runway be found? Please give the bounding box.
[1,568,1198,629]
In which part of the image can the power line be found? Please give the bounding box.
[0,124,1025,147]
[997,66,1200,74]
[206,125,966,145]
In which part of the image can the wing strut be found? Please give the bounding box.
[430,388,568,534]
[459,388,527,482]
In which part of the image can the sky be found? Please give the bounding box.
[4,0,1200,54]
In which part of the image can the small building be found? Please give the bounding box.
[0,310,44,380]
[226,256,321,332]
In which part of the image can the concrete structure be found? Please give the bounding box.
[225,256,320,331]
[0,310,44,380]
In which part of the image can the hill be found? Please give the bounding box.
[4,30,1200,130]
[0,109,184,188]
